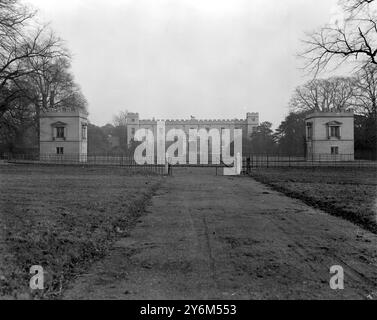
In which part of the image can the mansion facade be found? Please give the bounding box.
[124,112,260,144]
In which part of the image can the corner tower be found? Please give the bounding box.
[246,112,259,139]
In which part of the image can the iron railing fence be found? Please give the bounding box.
[1,153,376,176]
[1,153,169,175]
[242,154,377,173]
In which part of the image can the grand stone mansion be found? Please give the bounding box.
[124,112,260,144]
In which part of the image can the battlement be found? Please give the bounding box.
[134,113,259,124]
[126,112,139,117]
[138,118,248,124]
[126,112,260,143]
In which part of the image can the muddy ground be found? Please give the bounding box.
[63,168,377,300]
[251,167,377,233]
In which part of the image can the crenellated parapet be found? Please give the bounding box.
[138,117,257,123]
[139,119,247,124]
[126,112,260,142]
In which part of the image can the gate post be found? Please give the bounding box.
[164,159,169,175]
[164,153,172,176]
[246,157,251,175]
[236,152,242,175]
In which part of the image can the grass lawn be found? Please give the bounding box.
[250,167,377,234]
[0,164,161,299]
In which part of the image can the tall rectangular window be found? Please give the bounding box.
[82,125,87,139]
[56,127,65,138]
[307,123,312,140]
[330,126,340,138]
[56,147,64,155]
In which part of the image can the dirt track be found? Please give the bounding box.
[64,168,377,299]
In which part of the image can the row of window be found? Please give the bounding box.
[307,124,341,139]
[55,125,87,139]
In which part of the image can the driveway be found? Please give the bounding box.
[64,169,377,299]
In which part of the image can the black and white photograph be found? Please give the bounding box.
[0,0,376,305]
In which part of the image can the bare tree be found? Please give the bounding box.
[353,64,377,157]
[354,64,377,117]
[20,53,87,112]
[290,77,356,112]
[342,0,376,14]
[301,0,377,74]
[0,0,67,118]
[0,1,88,152]
[0,0,34,44]
[10,53,88,147]
[113,110,130,127]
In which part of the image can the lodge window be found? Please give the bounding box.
[327,125,340,139]
[306,123,312,140]
[56,147,64,155]
[131,128,135,135]
[56,127,65,139]
[331,146,339,155]
[329,126,340,138]
[82,124,87,139]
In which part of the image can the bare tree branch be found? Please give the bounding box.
[301,0,377,75]
[290,77,356,112]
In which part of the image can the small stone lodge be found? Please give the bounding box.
[39,109,88,162]
[305,110,354,161]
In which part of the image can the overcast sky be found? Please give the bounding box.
[27,0,339,127]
